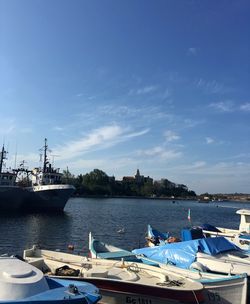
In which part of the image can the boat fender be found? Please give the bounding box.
[189,262,207,272]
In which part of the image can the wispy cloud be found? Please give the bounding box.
[54,125,149,160]
[99,105,140,118]
[240,103,250,112]
[183,118,205,129]
[209,101,234,112]
[129,85,158,95]
[53,126,64,132]
[189,161,207,169]
[195,78,225,94]
[164,130,180,142]
[137,146,182,160]
[206,137,214,144]
[188,47,199,55]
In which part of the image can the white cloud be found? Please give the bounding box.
[240,103,250,112]
[53,126,64,131]
[192,161,207,168]
[54,125,149,161]
[137,146,182,160]
[129,85,158,95]
[164,130,180,142]
[209,101,234,112]
[188,47,199,55]
[99,105,140,117]
[206,137,214,144]
[195,78,225,94]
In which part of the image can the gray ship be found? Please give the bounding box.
[0,139,75,212]
[0,145,28,211]
[23,138,75,212]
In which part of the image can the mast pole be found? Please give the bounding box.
[43,138,48,173]
[0,145,6,173]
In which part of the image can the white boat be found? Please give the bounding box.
[0,255,101,304]
[91,231,248,304]
[202,209,250,250]
[140,255,247,304]
[23,138,75,212]
[89,232,139,261]
[23,245,205,304]
[133,235,250,277]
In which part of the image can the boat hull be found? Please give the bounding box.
[53,276,204,304]
[24,247,205,304]
[0,186,28,211]
[162,265,247,304]
[23,184,75,212]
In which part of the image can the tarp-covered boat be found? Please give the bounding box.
[133,236,250,275]
[202,209,250,250]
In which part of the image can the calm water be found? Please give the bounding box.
[0,198,249,256]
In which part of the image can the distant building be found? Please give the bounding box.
[122,169,153,186]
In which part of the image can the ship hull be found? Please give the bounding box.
[23,184,75,212]
[0,186,28,211]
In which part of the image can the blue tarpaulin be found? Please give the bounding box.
[132,237,238,269]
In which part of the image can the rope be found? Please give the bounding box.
[192,290,201,304]
[126,263,141,273]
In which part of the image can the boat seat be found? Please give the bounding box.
[239,234,250,240]
[84,268,109,278]
[98,251,134,259]
[25,257,45,270]
[107,268,139,282]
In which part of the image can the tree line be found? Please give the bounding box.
[62,169,196,198]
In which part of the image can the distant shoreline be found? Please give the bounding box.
[73,194,250,203]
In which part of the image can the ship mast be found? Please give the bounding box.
[0,145,7,173]
[43,138,49,173]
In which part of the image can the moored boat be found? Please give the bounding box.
[23,138,75,212]
[133,234,250,276]
[89,232,139,262]
[0,255,101,304]
[0,145,28,211]
[24,245,205,304]
[92,231,248,304]
[201,209,250,250]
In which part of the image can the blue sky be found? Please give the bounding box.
[0,0,249,194]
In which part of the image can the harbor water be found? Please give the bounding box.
[0,197,249,256]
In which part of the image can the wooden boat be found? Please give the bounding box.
[89,232,139,262]
[201,209,250,250]
[92,232,248,304]
[133,234,250,276]
[0,255,101,304]
[23,245,205,304]
[140,255,247,304]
